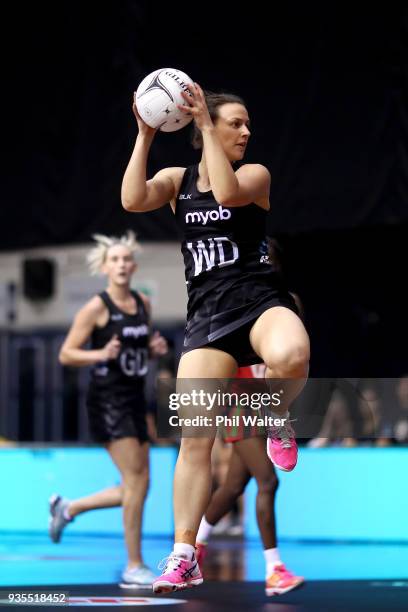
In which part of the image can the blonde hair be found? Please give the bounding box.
[87,230,142,275]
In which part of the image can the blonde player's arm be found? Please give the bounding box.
[59,297,120,367]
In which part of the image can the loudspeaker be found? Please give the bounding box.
[22,258,55,300]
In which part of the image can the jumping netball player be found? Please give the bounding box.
[122,83,310,592]
[48,231,167,588]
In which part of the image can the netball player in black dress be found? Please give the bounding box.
[122,84,310,592]
[48,231,167,587]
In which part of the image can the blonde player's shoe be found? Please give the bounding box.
[48,494,73,543]
[120,564,156,588]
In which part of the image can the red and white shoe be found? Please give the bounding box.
[195,542,208,568]
[265,563,304,596]
[152,553,203,594]
[266,418,298,472]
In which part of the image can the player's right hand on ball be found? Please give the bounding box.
[101,334,121,360]
[132,95,157,137]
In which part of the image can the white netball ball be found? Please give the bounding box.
[135,68,193,132]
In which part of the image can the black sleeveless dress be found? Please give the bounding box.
[86,290,150,442]
[174,164,298,366]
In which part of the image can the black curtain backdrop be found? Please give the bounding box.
[4,2,407,248]
[3,2,408,375]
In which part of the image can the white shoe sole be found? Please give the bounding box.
[153,578,203,594]
[119,582,153,590]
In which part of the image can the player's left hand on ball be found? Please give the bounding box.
[178,82,213,131]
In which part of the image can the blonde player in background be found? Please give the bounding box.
[49,231,167,588]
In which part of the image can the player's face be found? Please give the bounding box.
[213,103,251,161]
[103,245,136,285]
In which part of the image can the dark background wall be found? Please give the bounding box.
[3,2,408,376]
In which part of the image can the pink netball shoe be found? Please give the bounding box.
[266,417,298,472]
[152,553,203,594]
[265,563,304,596]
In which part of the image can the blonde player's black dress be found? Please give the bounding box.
[174,165,298,366]
[86,291,150,442]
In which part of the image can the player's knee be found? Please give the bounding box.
[179,437,213,463]
[257,476,279,497]
[264,343,309,375]
[123,466,149,491]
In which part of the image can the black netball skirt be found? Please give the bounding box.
[182,273,299,367]
[86,388,149,443]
